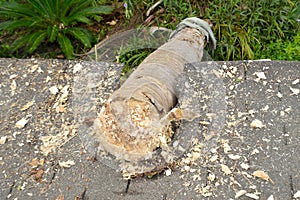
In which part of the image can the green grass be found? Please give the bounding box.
[255,33,300,60]
[204,0,299,60]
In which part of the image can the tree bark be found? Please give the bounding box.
[94,18,216,163]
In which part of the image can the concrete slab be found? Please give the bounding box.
[0,59,299,200]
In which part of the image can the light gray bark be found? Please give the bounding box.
[94,18,216,169]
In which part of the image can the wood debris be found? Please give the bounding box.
[59,160,75,168]
[250,119,265,128]
[252,170,274,184]
[15,118,29,129]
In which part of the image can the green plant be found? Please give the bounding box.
[120,0,298,62]
[116,27,170,74]
[118,0,198,70]
[204,0,298,60]
[0,0,113,59]
[255,33,300,60]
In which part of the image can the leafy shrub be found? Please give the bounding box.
[0,0,113,59]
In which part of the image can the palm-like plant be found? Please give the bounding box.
[0,0,113,59]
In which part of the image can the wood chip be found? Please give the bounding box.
[253,72,266,81]
[28,158,44,168]
[56,195,64,200]
[292,79,299,85]
[59,160,75,168]
[9,74,18,79]
[0,136,7,144]
[165,168,172,176]
[15,118,28,129]
[290,87,299,95]
[293,191,300,198]
[277,92,283,98]
[252,170,274,184]
[20,100,34,111]
[10,80,17,95]
[73,63,83,74]
[228,154,241,160]
[49,86,59,95]
[221,164,232,175]
[240,162,250,170]
[235,190,247,198]
[267,195,275,200]
[250,119,265,128]
[245,193,260,199]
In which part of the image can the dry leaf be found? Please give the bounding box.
[252,170,274,184]
[21,100,34,111]
[250,119,265,128]
[15,118,28,129]
[0,136,7,144]
[221,164,232,175]
[59,160,75,168]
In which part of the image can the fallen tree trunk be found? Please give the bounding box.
[93,17,216,175]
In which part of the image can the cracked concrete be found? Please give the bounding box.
[0,59,299,199]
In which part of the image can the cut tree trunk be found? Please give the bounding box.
[93,18,215,172]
